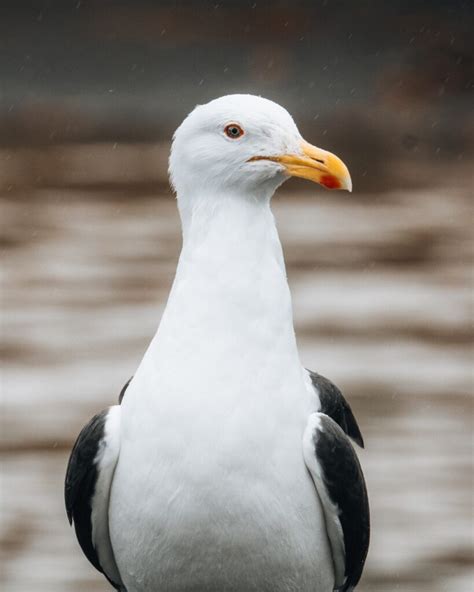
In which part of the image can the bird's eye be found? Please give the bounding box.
[224,123,244,139]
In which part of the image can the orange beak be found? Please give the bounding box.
[249,140,352,192]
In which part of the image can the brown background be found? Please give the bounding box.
[1,1,473,590]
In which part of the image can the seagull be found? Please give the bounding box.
[65,94,369,592]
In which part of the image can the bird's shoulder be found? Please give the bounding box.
[306,369,364,448]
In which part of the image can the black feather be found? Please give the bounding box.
[118,376,133,404]
[314,415,370,591]
[65,411,122,590]
[308,370,364,448]
[65,410,107,570]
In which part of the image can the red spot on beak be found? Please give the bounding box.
[320,175,341,189]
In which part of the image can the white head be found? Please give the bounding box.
[169,94,351,202]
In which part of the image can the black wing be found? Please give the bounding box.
[65,406,123,590]
[303,413,370,591]
[118,376,133,404]
[307,370,364,448]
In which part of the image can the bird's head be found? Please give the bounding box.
[169,94,352,198]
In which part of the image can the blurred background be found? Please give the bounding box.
[0,0,472,590]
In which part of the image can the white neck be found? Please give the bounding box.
[138,187,302,401]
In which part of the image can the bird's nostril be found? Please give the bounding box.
[313,158,325,164]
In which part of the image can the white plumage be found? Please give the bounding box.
[65,94,368,592]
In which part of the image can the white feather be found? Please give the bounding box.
[108,95,336,592]
[91,405,122,585]
[303,413,346,588]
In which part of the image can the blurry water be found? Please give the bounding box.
[1,160,472,590]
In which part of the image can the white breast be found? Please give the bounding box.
[108,195,334,591]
